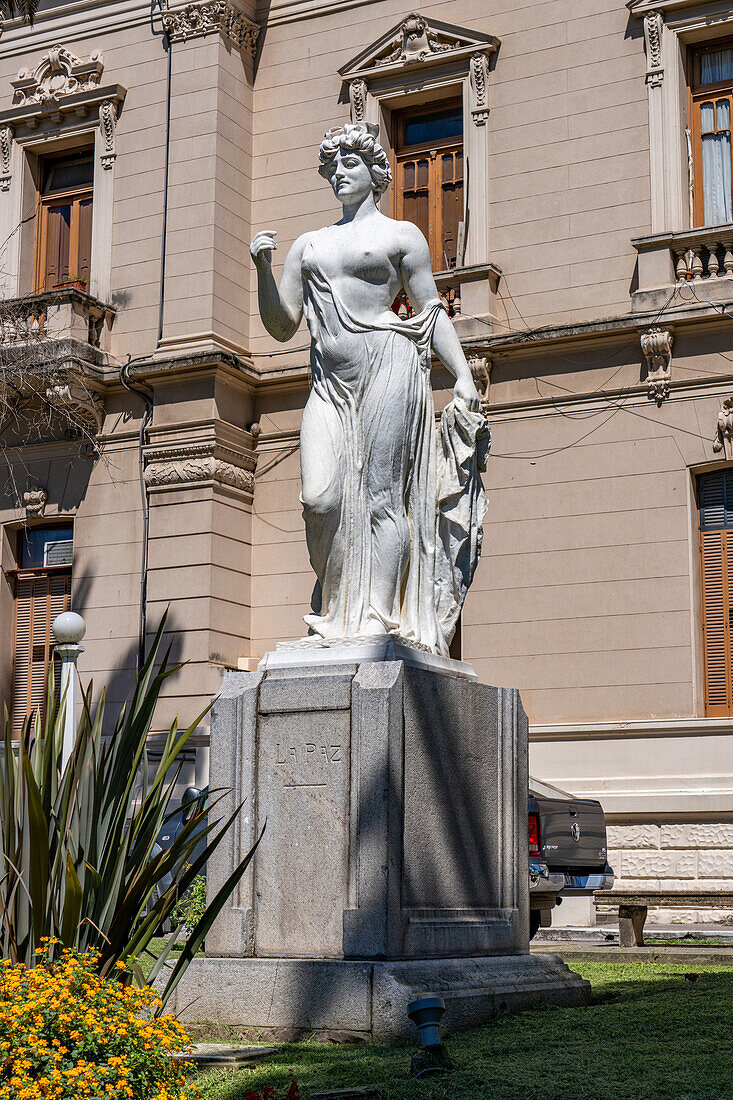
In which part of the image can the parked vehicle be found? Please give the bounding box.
[528,779,614,937]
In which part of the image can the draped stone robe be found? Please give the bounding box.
[299,239,490,657]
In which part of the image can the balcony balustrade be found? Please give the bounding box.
[0,288,114,354]
[632,225,733,312]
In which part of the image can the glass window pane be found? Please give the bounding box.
[403,106,462,148]
[701,101,716,132]
[701,48,733,86]
[43,155,94,195]
[718,98,731,130]
[20,526,73,568]
[702,129,733,225]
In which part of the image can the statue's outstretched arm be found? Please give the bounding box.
[250,230,310,342]
[399,225,481,411]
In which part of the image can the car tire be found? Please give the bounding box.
[529,910,541,939]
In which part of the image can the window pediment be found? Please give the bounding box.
[339,12,499,81]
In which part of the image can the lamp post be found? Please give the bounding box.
[51,611,86,771]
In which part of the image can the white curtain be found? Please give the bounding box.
[702,100,733,225]
[701,48,733,85]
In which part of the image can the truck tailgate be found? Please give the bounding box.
[536,796,607,869]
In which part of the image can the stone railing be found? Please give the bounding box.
[0,289,114,353]
[670,227,733,282]
[632,224,733,312]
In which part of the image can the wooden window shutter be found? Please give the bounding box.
[11,572,71,737]
[76,197,93,283]
[698,470,733,714]
[700,529,732,714]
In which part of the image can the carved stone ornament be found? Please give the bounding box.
[144,442,256,494]
[99,99,117,170]
[12,45,104,106]
[45,376,105,435]
[162,0,260,55]
[349,79,367,124]
[0,124,12,191]
[714,397,733,454]
[470,52,489,126]
[375,12,454,65]
[643,10,664,88]
[468,355,491,410]
[641,327,673,406]
[23,487,47,517]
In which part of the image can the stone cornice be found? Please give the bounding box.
[162,0,260,53]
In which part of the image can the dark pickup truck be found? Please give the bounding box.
[528,780,614,937]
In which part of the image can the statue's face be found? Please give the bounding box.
[327,147,374,203]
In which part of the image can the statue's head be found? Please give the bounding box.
[318,122,392,202]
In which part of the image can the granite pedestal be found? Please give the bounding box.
[167,654,589,1040]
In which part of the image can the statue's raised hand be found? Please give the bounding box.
[250,230,278,271]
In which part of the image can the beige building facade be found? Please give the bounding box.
[2,0,733,921]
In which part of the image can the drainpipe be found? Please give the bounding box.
[120,360,154,671]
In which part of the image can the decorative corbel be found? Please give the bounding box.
[469,354,491,410]
[0,124,12,191]
[641,327,673,406]
[99,99,117,170]
[714,397,733,454]
[470,52,490,126]
[643,10,664,88]
[45,376,105,436]
[23,486,47,517]
[349,79,367,123]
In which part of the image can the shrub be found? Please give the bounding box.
[0,941,195,1099]
[0,614,262,1008]
[171,874,207,937]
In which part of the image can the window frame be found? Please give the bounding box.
[34,152,94,294]
[688,37,733,227]
[391,99,465,272]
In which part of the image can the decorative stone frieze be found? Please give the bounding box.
[643,10,664,87]
[144,441,256,495]
[23,487,47,517]
[0,124,12,192]
[12,45,104,106]
[640,327,673,405]
[162,1,261,55]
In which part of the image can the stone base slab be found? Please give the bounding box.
[168,954,590,1042]
[258,635,477,679]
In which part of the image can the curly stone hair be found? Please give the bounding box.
[318,122,392,197]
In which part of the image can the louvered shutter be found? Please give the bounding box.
[698,471,733,715]
[11,572,71,737]
[700,530,732,714]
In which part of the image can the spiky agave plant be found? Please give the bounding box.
[0,0,39,24]
[0,614,262,1009]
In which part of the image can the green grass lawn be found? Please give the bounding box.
[187,963,733,1100]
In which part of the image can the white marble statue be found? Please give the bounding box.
[250,122,490,656]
